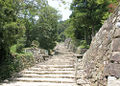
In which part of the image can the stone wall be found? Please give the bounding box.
[25,48,49,63]
[64,38,76,52]
[83,5,120,86]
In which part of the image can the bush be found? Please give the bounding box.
[31,40,39,48]
[74,40,89,49]
[79,40,89,49]
[10,45,17,53]
[16,44,24,53]
[0,52,35,82]
[16,37,25,53]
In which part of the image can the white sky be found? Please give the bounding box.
[48,0,72,21]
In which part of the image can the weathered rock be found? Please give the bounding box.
[107,76,120,86]
[3,80,9,83]
[111,38,120,51]
[77,79,89,84]
[104,63,120,78]
[76,47,87,54]
[25,48,49,63]
[110,52,120,63]
[115,22,120,28]
[114,29,120,38]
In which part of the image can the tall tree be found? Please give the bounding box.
[31,5,61,51]
[66,0,115,45]
[16,0,48,47]
[0,0,25,62]
[57,20,70,42]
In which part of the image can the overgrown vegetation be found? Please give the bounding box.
[0,53,34,81]
[0,0,61,81]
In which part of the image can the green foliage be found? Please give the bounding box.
[72,39,89,49]
[0,0,25,62]
[31,5,61,50]
[31,40,39,48]
[16,44,24,53]
[64,24,75,39]
[10,45,17,53]
[79,40,89,49]
[64,0,117,47]
[0,52,34,81]
[70,0,111,35]
[58,32,66,42]
[0,0,61,81]
[57,20,70,42]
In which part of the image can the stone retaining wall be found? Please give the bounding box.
[64,38,76,52]
[25,48,49,63]
[83,5,120,86]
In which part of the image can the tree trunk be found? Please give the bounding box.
[92,26,95,39]
[84,28,88,44]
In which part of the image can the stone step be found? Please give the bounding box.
[35,65,74,68]
[42,63,74,65]
[48,61,74,63]
[17,74,76,79]
[0,82,77,86]
[44,62,74,65]
[49,59,75,61]
[53,57,74,59]
[47,60,74,62]
[46,61,75,63]
[0,44,79,86]
[15,77,75,83]
[45,60,74,62]
[52,57,74,59]
[77,79,90,85]
[29,67,75,71]
[21,70,75,75]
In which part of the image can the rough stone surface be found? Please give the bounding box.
[104,63,120,78]
[114,28,120,38]
[64,38,76,52]
[76,47,87,54]
[83,5,120,86]
[25,48,49,63]
[111,38,120,52]
[107,76,120,86]
[110,52,120,63]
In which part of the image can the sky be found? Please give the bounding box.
[48,0,72,21]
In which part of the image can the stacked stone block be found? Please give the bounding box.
[82,5,120,86]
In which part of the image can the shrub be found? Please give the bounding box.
[79,40,89,49]
[0,52,35,82]
[10,45,17,53]
[74,39,89,49]
[31,40,39,48]
[16,44,24,53]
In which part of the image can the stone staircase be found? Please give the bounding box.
[0,44,78,86]
[0,43,91,86]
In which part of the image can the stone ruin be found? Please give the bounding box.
[64,38,87,55]
[82,4,120,86]
[64,38,77,52]
[25,48,49,63]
